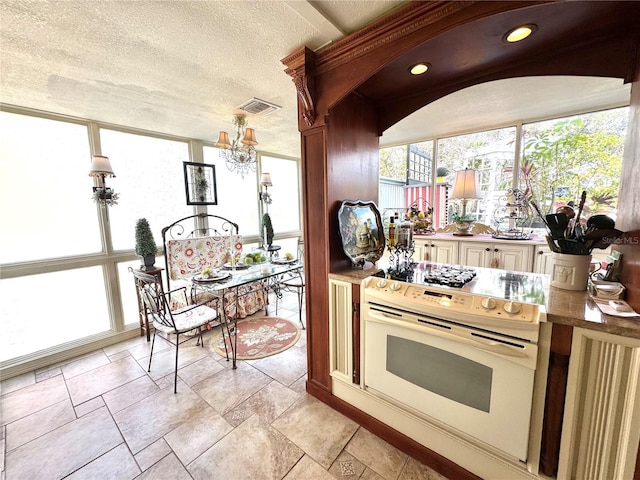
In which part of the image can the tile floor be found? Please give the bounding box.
[1,292,448,480]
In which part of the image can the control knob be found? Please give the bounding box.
[503,301,522,315]
[376,279,387,288]
[390,281,401,291]
[363,277,371,287]
[481,297,497,310]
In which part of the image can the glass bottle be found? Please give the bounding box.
[388,216,396,246]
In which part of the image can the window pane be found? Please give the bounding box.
[437,127,516,226]
[522,108,627,220]
[260,156,301,233]
[0,112,101,263]
[117,260,146,327]
[100,129,192,252]
[379,145,407,182]
[203,146,259,236]
[0,267,110,361]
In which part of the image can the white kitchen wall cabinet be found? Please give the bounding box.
[459,240,532,272]
[414,238,458,264]
[533,246,554,274]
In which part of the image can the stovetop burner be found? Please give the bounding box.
[421,264,477,288]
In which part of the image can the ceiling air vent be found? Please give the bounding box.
[236,98,282,116]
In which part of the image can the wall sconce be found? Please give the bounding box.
[259,172,273,211]
[89,155,119,206]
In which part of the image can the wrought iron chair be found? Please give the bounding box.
[132,269,220,393]
[275,239,305,329]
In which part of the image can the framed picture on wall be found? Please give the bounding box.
[183,162,218,205]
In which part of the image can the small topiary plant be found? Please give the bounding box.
[135,218,157,257]
[262,213,274,247]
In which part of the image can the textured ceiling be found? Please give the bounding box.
[0,1,632,158]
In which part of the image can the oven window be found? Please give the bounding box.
[387,335,492,412]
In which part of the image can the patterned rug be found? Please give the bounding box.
[213,317,301,360]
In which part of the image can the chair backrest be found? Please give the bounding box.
[165,235,241,280]
[131,270,175,330]
[161,213,241,290]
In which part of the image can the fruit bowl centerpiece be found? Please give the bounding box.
[243,251,267,265]
[405,204,434,235]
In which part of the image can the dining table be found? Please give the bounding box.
[186,259,303,368]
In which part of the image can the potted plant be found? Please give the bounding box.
[452,212,476,235]
[436,166,449,183]
[135,218,157,270]
[262,213,274,248]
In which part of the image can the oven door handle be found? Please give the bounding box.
[366,311,531,360]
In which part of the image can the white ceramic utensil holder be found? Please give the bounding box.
[551,252,592,291]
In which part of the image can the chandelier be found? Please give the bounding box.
[214,114,258,179]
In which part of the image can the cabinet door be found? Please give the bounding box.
[328,278,353,384]
[431,240,458,264]
[533,246,554,274]
[459,241,492,267]
[494,244,532,272]
[413,239,427,262]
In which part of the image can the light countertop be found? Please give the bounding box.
[330,262,640,340]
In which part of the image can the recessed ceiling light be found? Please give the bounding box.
[409,63,430,75]
[504,24,537,43]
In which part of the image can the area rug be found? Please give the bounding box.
[213,317,301,360]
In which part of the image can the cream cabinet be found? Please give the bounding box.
[414,238,458,264]
[328,278,355,385]
[533,245,554,274]
[459,240,532,272]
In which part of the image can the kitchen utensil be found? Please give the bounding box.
[572,190,587,238]
[586,214,615,230]
[545,234,560,253]
[556,205,575,219]
[530,200,549,229]
[584,228,623,251]
[557,238,589,255]
[546,213,569,240]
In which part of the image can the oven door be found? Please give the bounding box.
[363,310,537,461]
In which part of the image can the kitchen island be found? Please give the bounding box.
[328,262,640,479]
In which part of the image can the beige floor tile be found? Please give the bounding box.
[61,350,111,379]
[134,438,172,472]
[114,385,210,454]
[34,366,62,383]
[128,335,174,361]
[102,375,160,414]
[328,450,367,479]
[0,372,35,396]
[5,399,75,451]
[187,414,303,480]
[272,395,358,469]
[177,354,225,386]
[102,334,169,359]
[398,456,449,480]
[66,356,147,406]
[75,396,105,417]
[137,452,192,480]
[361,467,387,480]
[65,443,140,480]
[283,454,336,480]
[140,339,210,381]
[164,405,233,465]
[253,343,308,386]
[191,363,271,415]
[1,375,68,426]
[223,379,300,427]
[345,428,408,480]
[289,374,308,395]
[5,407,122,480]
